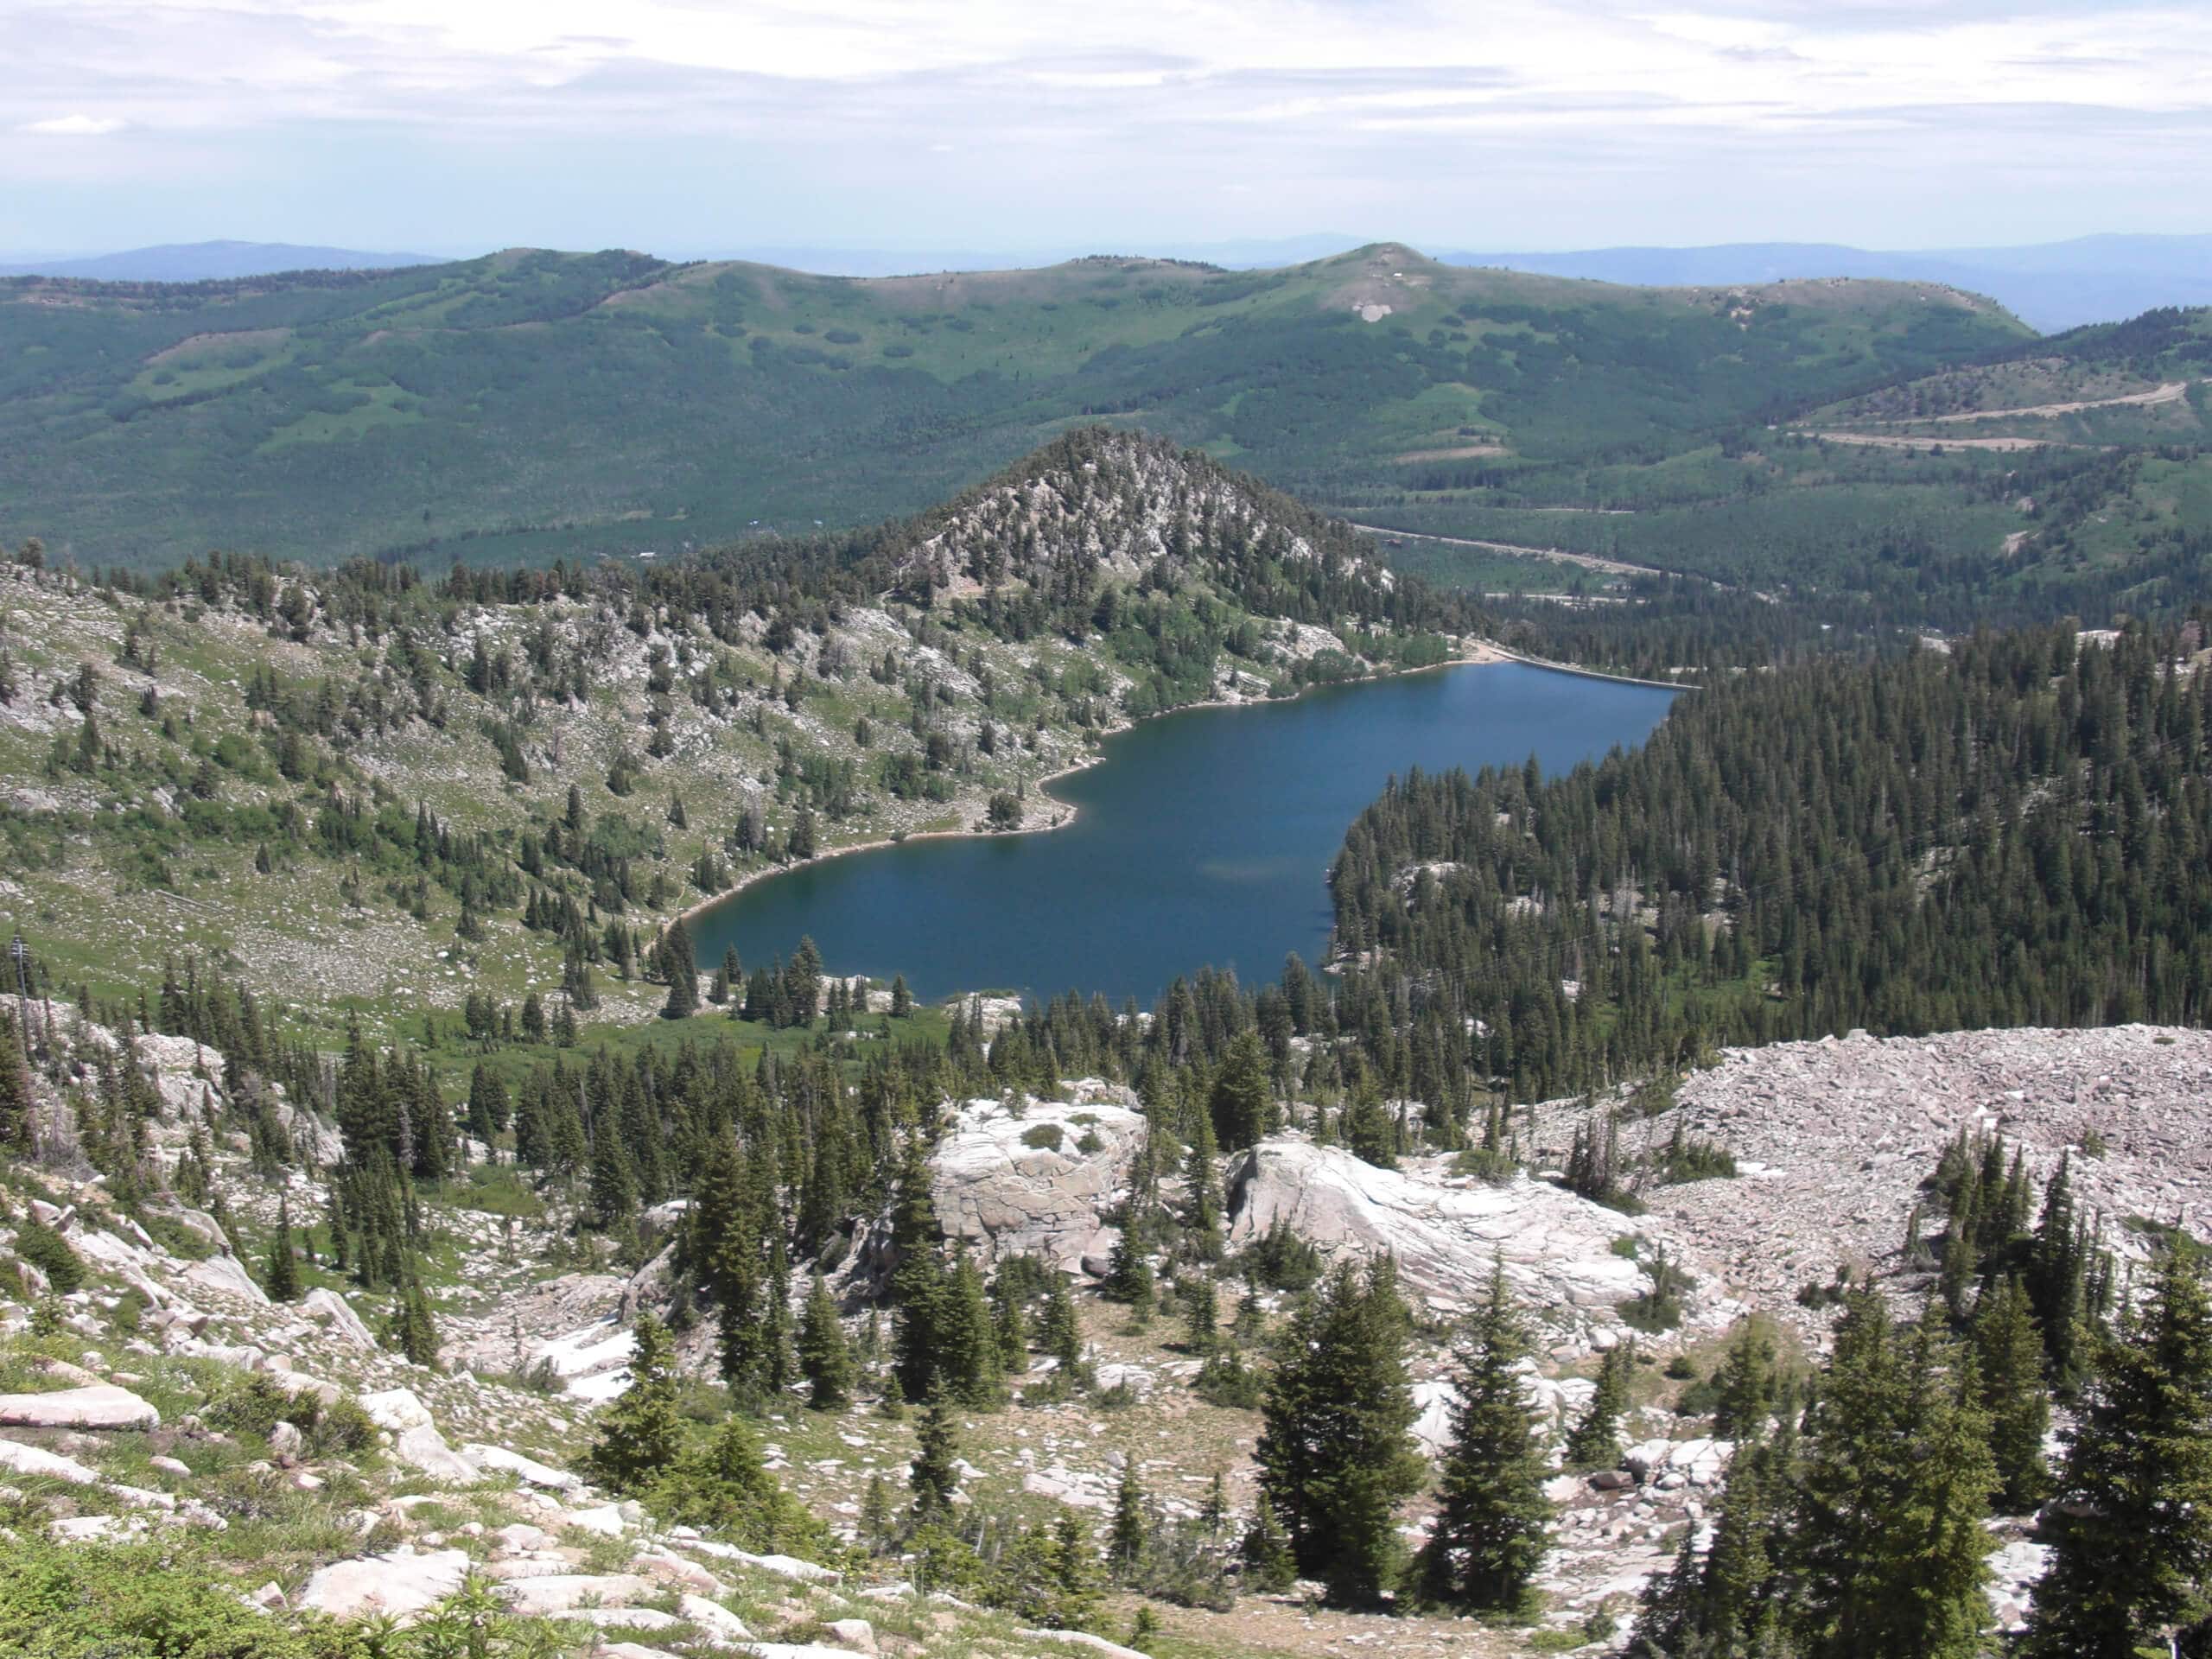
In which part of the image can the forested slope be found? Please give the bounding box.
[0,243,2023,571]
[0,429,1475,1040]
[1329,625,2212,1099]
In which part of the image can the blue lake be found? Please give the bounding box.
[688,661,1677,1004]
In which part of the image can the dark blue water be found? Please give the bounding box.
[689,662,1676,1003]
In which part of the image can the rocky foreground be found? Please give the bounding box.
[10,1017,2211,1652]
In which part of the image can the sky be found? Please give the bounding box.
[4,0,2210,259]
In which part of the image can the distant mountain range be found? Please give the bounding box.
[6,233,2205,330]
[1438,234,2212,333]
[0,239,442,283]
[0,241,2027,569]
[677,232,2212,331]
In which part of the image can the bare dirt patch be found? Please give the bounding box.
[1806,431,2080,453]
[1394,442,1508,462]
[1853,379,2193,425]
[146,326,289,366]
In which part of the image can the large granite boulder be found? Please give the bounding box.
[298,1548,471,1620]
[930,1084,1146,1272]
[0,1383,161,1429]
[1226,1139,1721,1342]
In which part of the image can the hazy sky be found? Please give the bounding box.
[5,0,2209,257]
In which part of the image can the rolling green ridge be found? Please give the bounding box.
[0,243,2028,574]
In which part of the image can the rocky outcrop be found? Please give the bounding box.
[1543,1025,2212,1333]
[496,1573,657,1615]
[464,1442,576,1489]
[0,1383,160,1429]
[299,1287,377,1351]
[929,1086,1146,1273]
[298,1548,472,1620]
[1226,1139,1726,1343]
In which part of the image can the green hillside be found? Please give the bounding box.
[0,243,2028,572]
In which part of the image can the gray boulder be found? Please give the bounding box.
[0,1383,161,1429]
[297,1547,470,1619]
[929,1086,1146,1272]
[1226,1139,1716,1337]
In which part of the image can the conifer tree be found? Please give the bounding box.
[910,1388,961,1518]
[1417,1262,1554,1613]
[1565,1338,1632,1469]
[589,1129,638,1228]
[264,1196,302,1303]
[464,1063,510,1145]
[1341,1075,1397,1169]
[1183,1107,1224,1254]
[393,1274,440,1368]
[860,1473,895,1549]
[2026,1250,2212,1657]
[1255,1256,1425,1605]
[942,1251,1004,1406]
[1048,1510,1105,1630]
[1240,1499,1296,1592]
[1632,1410,1796,1658]
[0,1012,31,1152]
[1180,1273,1221,1358]
[1711,1319,1778,1440]
[1971,1274,2052,1511]
[1109,1465,1147,1580]
[1040,1273,1085,1381]
[586,1313,684,1495]
[1103,1231,1155,1310]
[798,1271,855,1410]
[1793,1295,1995,1659]
[2027,1153,2089,1389]
[660,917,699,1020]
[1207,1030,1272,1152]
[992,1274,1030,1370]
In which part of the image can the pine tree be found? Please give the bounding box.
[798,1272,855,1410]
[1207,1030,1272,1152]
[1711,1318,1778,1440]
[393,1274,440,1368]
[910,1388,961,1518]
[660,918,699,1019]
[860,1472,895,1549]
[889,973,912,1018]
[1341,1075,1397,1169]
[465,1063,510,1145]
[1565,1338,1632,1469]
[586,1313,685,1495]
[2026,1151,2088,1388]
[1104,1230,1155,1308]
[1417,1262,1554,1613]
[1240,1499,1296,1592]
[1793,1294,1995,1659]
[589,1128,638,1228]
[2026,1250,2212,1657]
[0,1012,31,1152]
[1047,1510,1105,1630]
[943,1250,1005,1407]
[1040,1272,1084,1377]
[1971,1274,2052,1511]
[1109,1464,1147,1580]
[1199,1470,1228,1536]
[1255,1256,1425,1605]
[1180,1273,1221,1358]
[264,1196,302,1303]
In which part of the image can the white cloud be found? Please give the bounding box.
[1,0,2208,250]
[20,113,124,136]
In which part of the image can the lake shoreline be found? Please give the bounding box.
[664,639,1687,957]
